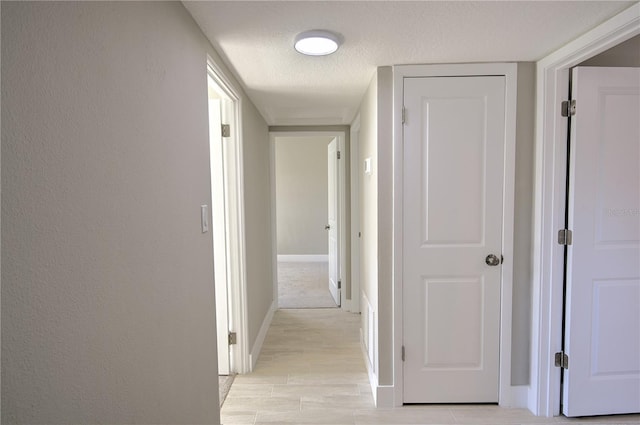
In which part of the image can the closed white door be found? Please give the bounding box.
[403,76,506,403]
[327,138,340,306]
[562,67,640,417]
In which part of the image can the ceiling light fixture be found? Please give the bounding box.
[294,30,340,56]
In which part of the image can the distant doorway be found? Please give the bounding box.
[270,132,347,309]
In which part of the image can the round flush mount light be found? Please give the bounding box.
[294,30,341,56]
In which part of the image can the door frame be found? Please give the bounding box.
[530,4,640,417]
[350,116,361,314]
[269,131,351,311]
[207,57,250,374]
[392,63,519,407]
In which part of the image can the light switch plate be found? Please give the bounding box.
[201,205,209,233]
[364,158,372,175]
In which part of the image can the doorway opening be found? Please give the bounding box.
[269,131,349,311]
[556,35,640,418]
[207,60,250,389]
[532,5,639,417]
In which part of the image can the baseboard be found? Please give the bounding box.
[376,385,395,408]
[360,328,378,404]
[277,255,328,262]
[508,385,529,409]
[249,300,276,371]
[359,327,395,407]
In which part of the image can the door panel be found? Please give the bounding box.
[423,277,484,368]
[328,138,340,306]
[421,97,486,245]
[403,76,505,403]
[563,66,640,417]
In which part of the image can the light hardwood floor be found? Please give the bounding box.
[221,308,640,425]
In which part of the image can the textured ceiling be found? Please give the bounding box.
[183,1,635,126]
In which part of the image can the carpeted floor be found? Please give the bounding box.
[277,261,337,309]
[218,374,235,407]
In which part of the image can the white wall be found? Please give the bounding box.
[275,136,332,256]
[1,2,270,422]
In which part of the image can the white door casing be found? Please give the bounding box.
[532,6,640,415]
[402,75,506,403]
[328,138,341,306]
[562,66,640,417]
[209,95,230,375]
[207,59,250,374]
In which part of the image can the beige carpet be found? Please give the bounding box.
[218,374,235,407]
[277,261,337,309]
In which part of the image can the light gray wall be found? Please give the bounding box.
[1,2,270,422]
[242,99,274,349]
[512,62,536,385]
[0,0,3,403]
[356,66,394,388]
[357,69,383,385]
[275,137,332,256]
[376,67,394,386]
[580,34,640,67]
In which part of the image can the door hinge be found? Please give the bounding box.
[402,106,406,124]
[337,151,341,160]
[561,100,576,117]
[555,351,569,369]
[338,280,342,289]
[221,124,231,137]
[402,346,405,362]
[558,229,573,245]
[228,331,237,345]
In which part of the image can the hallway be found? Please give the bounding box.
[278,262,337,309]
[220,309,640,424]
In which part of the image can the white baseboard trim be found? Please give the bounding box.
[360,328,378,404]
[249,300,276,371]
[507,385,529,409]
[376,385,395,408]
[277,255,328,263]
[360,327,395,408]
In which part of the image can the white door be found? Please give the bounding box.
[562,67,640,417]
[209,94,229,375]
[327,138,340,306]
[403,76,506,403]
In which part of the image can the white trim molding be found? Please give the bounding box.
[249,300,276,371]
[530,3,640,417]
[392,63,519,408]
[207,56,251,375]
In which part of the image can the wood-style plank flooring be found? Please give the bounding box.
[221,309,640,425]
